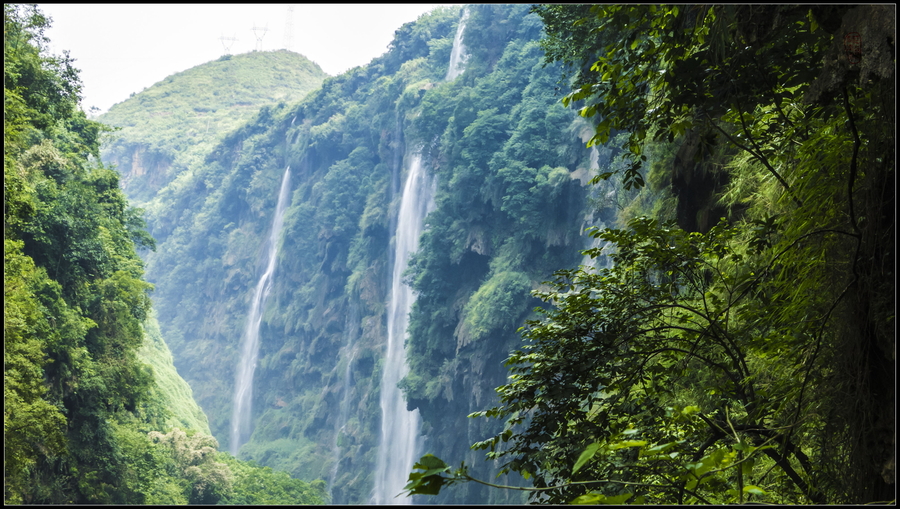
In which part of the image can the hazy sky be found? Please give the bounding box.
[38,4,453,114]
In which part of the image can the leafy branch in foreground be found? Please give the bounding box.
[405,416,779,505]
[455,4,892,504]
[407,163,893,501]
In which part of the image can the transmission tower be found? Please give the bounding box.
[251,22,268,52]
[283,5,294,51]
[219,33,238,55]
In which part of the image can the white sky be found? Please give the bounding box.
[38,4,453,114]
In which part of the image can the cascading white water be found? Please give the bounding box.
[230,167,292,456]
[445,7,470,81]
[372,154,435,504]
[328,341,356,496]
[371,8,466,502]
[581,146,604,269]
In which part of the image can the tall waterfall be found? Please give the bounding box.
[230,167,292,456]
[372,154,435,504]
[445,7,470,81]
[371,8,467,502]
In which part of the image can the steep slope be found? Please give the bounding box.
[138,312,211,435]
[5,6,330,504]
[135,5,629,504]
[98,50,327,206]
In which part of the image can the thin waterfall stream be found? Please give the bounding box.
[372,8,470,503]
[580,146,616,271]
[329,346,355,489]
[445,7,470,81]
[372,154,435,504]
[231,166,292,456]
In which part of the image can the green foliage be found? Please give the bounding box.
[137,311,212,435]
[410,4,893,505]
[5,7,318,505]
[468,218,837,503]
[148,428,233,503]
[4,5,168,502]
[3,239,70,503]
[456,271,531,348]
[539,5,835,195]
[221,455,329,505]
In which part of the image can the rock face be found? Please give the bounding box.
[122,5,623,505]
[107,144,171,195]
[805,5,896,105]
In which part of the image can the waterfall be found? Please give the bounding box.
[445,7,470,81]
[328,303,360,501]
[372,8,465,501]
[372,154,435,504]
[230,166,292,456]
[581,146,602,269]
[328,345,355,494]
[581,146,615,270]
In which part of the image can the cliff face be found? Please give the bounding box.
[120,5,626,504]
[117,4,895,505]
[105,144,172,196]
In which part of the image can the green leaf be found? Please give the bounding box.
[403,454,454,497]
[571,492,632,505]
[572,442,602,474]
[741,458,755,477]
[610,440,647,450]
[603,493,634,504]
[571,492,605,504]
[743,485,766,495]
[413,453,449,472]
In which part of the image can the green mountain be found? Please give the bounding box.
[134,5,611,504]
[98,50,328,205]
[31,2,889,506]
[4,5,326,504]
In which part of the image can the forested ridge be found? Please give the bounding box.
[98,49,327,206]
[5,3,893,506]
[4,5,326,504]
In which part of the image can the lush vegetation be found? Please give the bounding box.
[405,4,894,504]
[139,311,212,435]
[20,2,888,505]
[129,4,618,504]
[4,5,326,504]
[99,49,327,206]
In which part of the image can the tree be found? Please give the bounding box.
[3,240,70,503]
[148,428,234,504]
[5,5,161,503]
[405,4,894,504]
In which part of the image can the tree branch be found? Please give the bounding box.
[841,86,862,238]
[704,112,803,207]
[760,446,824,503]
